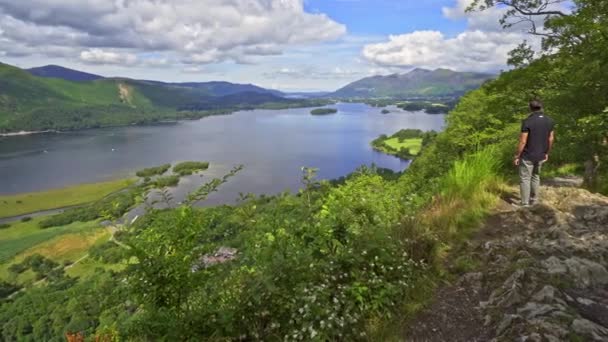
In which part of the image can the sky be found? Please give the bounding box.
[0,0,554,91]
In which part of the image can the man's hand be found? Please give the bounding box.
[514,156,521,166]
[543,154,549,162]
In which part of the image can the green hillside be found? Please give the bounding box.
[0,63,298,133]
[332,68,494,99]
[0,63,166,131]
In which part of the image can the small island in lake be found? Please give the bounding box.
[310,108,338,115]
[371,129,437,160]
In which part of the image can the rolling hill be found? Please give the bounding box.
[331,68,495,99]
[26,65,283,97]
[0,62,297,133]
[27,65,104,82]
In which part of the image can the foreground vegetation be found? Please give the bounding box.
[0,1,606,340]
[0,179,135,218]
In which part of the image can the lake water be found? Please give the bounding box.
[0,103,445,205]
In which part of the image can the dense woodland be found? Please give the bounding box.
[1,0,607,340]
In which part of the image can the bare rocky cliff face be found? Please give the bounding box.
[406,185,608,341]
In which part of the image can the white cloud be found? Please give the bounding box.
[0,0,346,66]
[80,49,138,65]
[265,65,366,79]
[363,30,525,72]
[442,0,508,32]
[362,0,550,72]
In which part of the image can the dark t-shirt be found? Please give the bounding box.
[521,111,555,162]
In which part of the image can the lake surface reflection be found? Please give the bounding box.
[0,103,445,205]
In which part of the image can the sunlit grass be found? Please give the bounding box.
[66,258,126,280]
[384,138,423,155]
[20,228,110,263]
[543,163,583,178]
[424,146,504,250]
[0,217,100,264]
[0,178,135,218]
[0,225,109,283]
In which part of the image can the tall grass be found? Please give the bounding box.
[441,146,502,201]
[424,146,503,245]
[371,147,505,340]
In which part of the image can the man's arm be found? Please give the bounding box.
[544,131,555,161]
[514,132,529,166]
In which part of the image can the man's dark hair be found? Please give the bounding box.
[529,99,543,111]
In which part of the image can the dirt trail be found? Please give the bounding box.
[405,183,608,341]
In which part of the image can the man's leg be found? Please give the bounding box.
[519,159,533,205]
[530,161,543,204]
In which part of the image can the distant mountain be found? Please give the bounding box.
[175,81,284,97]
[331,68,495,98]
[177,91,290,111]
[26,65,104,82]
[0,62,310,133]
[284,91,331,99]
[26,65,282,97]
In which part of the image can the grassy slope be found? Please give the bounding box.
[0,63,203,132]
[384,138,423,155]
[0,217,100,264]
[0,224,109,284]
[0,178,135,218]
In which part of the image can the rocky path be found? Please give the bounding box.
[405,185,608,341]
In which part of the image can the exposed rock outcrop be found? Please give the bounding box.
[406,186,608,341]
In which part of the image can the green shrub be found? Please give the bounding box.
[310,108,338,115]
[154,175,180,188]
[89,241,126,263]
[39,190,138,228]
[0,281,20,299]
[0,223,10,229]
[172,161,210,176]
[20,216,32,222]
[136,164,171,178]
[123,170,424,340]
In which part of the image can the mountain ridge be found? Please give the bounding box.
[25,65,283,97]
[331,68,495,98]
[0,62,314,133]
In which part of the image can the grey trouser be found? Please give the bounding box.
[519,159,543,205]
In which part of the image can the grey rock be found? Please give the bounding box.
[571,318,608,341]
[576,297,596,306]
[528,318,570,338]
[532,285,557,303]
[543,334,561,342]
[516,302,558,319]
[564,257,608,287]
[191,247,238,272]
[497,314,521,336]
[520,333,542,342]
[100,220,113,227]
[544,176,584,188]
[542,256,567,275]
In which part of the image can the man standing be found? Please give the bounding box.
[514,100,555,207]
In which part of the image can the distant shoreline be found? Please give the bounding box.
[0,130,58,137]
